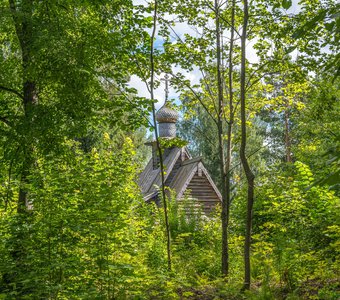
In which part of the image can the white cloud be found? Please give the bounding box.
[129,0,304,111]
[133,0,148,6]
[129,73,176,109]
[129,75,150,99]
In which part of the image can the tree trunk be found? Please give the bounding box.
[4,1,38,294]
[240,0,255,290]
[150,0,172,271]
[284,98,292,163]
[214,0,229,277]
[224,0,236,278]
[9,0,37,212]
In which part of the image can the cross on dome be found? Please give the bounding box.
[156,74,178,137]
[161,73,170,102]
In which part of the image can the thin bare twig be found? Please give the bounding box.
[170,72,218,126]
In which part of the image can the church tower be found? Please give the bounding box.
[149,74,179,169]
[150,102,179,169]
[155,73,178,138]
[156,101,179,138]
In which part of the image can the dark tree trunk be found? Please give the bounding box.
[5,1,38,294]
[240,0,255,291]
[9,0,37,212]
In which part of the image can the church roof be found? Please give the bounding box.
[139,147,186,200]
[138,146,222,203]
[169,157,221,200]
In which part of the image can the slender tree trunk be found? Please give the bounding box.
[224,0,236,278]
[284,98,292,163]
[150,0,172,271]
[214,0,229,277]
[240,0,255,290]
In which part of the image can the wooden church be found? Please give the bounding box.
[138,99,222,214]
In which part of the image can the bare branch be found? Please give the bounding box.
[203,0,242,38]
[246,71,279,92]
[132,56,152,95]
[170,72,218,126]
[200,69,219,115]
[245,60,272,88]
[150,0,172,272]
[103,77,154,129]
[181,119,217,148]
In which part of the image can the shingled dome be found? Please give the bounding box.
[156,103,179,123]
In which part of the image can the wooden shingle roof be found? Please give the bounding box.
[139,147,183,200]
[169,157,222,201]
[138,146,222,205]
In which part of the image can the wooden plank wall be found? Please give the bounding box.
[184,171,220,214]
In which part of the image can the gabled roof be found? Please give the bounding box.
[139,147,190,200]
[169,157,222,201]
[139,146,221,202]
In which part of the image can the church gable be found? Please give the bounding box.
[184,170,221,214]
[139,147,182,200]
[165,155,182,186]
[139,146,222,213]
[167,158,221,213]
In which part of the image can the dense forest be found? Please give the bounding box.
[0,0,339,299]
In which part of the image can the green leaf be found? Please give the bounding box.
[324,22,335,32]
[285,46,297,54]
[282,0,292,10]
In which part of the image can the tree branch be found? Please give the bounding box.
[0,116,12,127]
[200,68,221,117]
[203,0,242,38]
[150,0,172,272]
[170,72,218,126]
[246,71,279,92]
[0,85,24,100]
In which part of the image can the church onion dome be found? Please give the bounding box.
[156,102,179,123]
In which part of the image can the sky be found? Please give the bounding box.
[129,0,301,109]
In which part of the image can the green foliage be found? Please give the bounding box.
[1,137,339,298]
[250,162,340,291]
[293,77,340,194]
[159,137,188,149]
[0,136,144,298]
[0,0,339,298]
[168,194,222,281]
[0,0,152,206]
